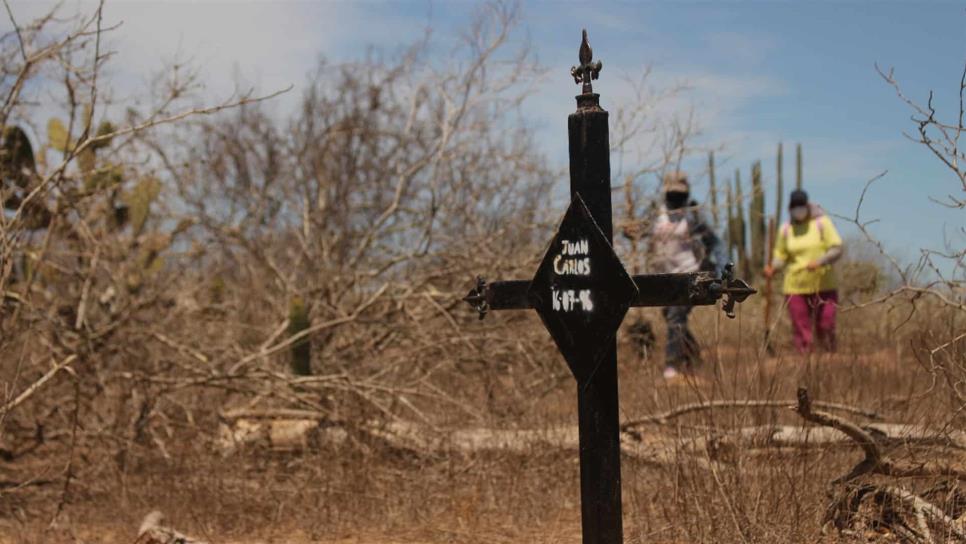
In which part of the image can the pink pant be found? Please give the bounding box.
[786,291,838,354]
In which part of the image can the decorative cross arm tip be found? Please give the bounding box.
[570,29,602,94]
[716,263,756,318]
[462,276,489,320]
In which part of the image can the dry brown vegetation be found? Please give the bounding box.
[1,2,964,543]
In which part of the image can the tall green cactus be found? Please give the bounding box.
[209,276,226,305]
[1,126,36,189]
[725,178,735,263]
[77,148,96,181]
[47,118,71,153]
[92,120,115,150]
[708,151,719,229]
[123,176,161,236]
[125,232,171,292]
[82,120,120,192]
[85,164,124,194]
[2,126,51,230]
[750,161,766,278]
[796,143,803,190]
[288,296,312,376]
[733,170,749,280]
[776,142,784,226]
[46,112,118,193]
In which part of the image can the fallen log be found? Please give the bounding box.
[621,398,880,430]
[215,408,966,464]
[134,511,207,544]
[797,387,966,543]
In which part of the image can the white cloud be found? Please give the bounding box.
[6,1,432,116]
[704,31,775,67]
[2,2,879,193]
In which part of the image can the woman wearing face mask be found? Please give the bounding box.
[647,171,727,379]
[764,189,844,353]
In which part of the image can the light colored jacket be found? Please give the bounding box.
[649,203,725,276]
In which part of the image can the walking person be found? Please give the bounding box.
[647,171,727,379]
[764,189,844,354]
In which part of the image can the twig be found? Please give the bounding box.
[219,408,330,421]
[0,355,77,419]
[74,248,98,330]
[878,485,965,542]
[150,331,209,365]
[50,378,81,528]
[1,0,27,62]
[796,387,882,483]
[796,388,881,464]
[860,485,966,542]
[622,397,880,430]
[228,283,387,373]
[796,387,966,485]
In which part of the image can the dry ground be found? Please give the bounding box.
[2,302,962,543]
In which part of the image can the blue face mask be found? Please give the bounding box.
[790,206,809,222]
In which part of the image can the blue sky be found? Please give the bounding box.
[7,1,965,267]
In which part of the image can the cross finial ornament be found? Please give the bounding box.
[571,29,602,95]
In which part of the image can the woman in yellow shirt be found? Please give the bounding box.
[764,190,844,353]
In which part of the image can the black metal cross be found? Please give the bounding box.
[463,31,754,544]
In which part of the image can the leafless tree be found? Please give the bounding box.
[0,2,563,508]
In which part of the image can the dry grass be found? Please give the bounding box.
[2,296,962,544]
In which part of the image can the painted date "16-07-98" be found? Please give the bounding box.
[551,238,594,313]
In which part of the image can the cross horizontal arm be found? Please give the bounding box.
[485,273,721,310]
[468,273,723,312]
[633,264,755,317]
[631,272,719,307]
[485,280,531,310]
[463,265,753,319]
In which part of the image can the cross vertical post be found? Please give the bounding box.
[568,32,622,544]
